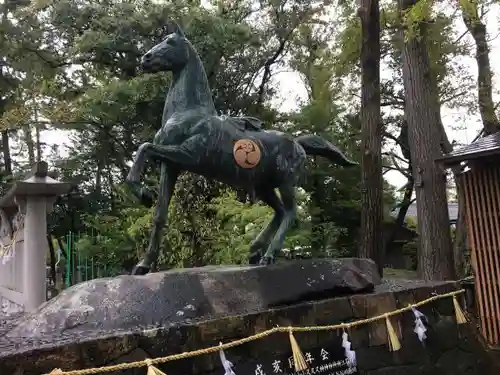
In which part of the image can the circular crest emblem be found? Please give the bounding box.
[233,139,261,169]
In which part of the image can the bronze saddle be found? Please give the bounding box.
[220,115,263,132]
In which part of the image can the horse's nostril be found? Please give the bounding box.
[144,53,152,60]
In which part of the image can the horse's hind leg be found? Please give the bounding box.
[248,189,284,265]
[131,163,178,275]
[260,184,297,265]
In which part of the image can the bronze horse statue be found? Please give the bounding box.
[127,22,357,275]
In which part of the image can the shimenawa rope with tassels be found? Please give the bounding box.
[45,289,467,375]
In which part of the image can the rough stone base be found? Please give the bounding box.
[6,258,381,340]
[0,295,24,339]
[0,295,23,316]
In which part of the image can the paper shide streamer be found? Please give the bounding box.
[341,327,356,368]
[411,306,427,343]
[219,342,236,375]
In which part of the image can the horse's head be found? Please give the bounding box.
[141,22,189,73]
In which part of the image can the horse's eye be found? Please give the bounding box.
[166,38,175,45]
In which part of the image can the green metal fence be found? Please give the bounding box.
[63,231,122,287]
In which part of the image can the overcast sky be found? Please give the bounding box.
[268,4,500,190]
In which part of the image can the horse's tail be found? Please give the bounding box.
[295,134,358,167]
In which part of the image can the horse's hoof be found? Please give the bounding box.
[248,254,261,265]
[131,264,150,275]
[248,249,262,265]
[139,187,156,207]
[259,256,275,266]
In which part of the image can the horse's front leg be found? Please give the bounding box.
[132,163,179,275]
[126,142,157,207]
[128,139,202,274]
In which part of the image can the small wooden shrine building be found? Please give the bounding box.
[436,131,500,347]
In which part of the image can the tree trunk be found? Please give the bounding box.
[436,119,468,277]
[453,180,467,277]
[311,158,326,254]
[95,163,102,196]
[23,124,35,165]
[1,130,11,175]
[47,235,57,286]
[107,169,115,211]
[56,237,68,260]
[358,0,384,276]
[462,2,500,135]
[394,173,414,228]
[383,173,414,265]
[399,0,455,280]
[36,125,42,162]
[34,104,42,162]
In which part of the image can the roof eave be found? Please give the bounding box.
[436,148,500,167]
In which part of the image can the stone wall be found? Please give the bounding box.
[0,279,490,375]
[0,209,26,308]
[355,317,483,375]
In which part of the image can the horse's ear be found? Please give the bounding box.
[168,21,185,37]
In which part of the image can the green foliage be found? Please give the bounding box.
[334,17,362,77]
[401,0,433,40]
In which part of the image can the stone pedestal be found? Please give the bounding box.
[0,280,489,375]
[0,161,70,312]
